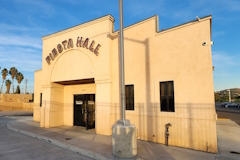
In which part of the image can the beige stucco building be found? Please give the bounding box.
[33,15,217,153]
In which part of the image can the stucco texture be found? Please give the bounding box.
[34,15,217,153]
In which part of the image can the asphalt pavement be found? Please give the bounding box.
[0,116,92,160]
[1,108,240,160]
[2,114,240,160]
[215,102,240,125]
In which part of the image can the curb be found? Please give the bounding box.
[7,123,111,160]
[217,118,229,120]
[228,119,240,128]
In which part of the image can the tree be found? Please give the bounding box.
[5,79,11,94]
[9,67,18,93]
[214,92,220,102]
[0,68,8,93]
[15,86,21,94]
[15,72,24,94]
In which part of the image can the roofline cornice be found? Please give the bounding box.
[42,14,115,40]
[156,15,212,35]
[41,14,212,40]
[34,69,42,73]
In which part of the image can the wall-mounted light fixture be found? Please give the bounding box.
[202,42,207,46]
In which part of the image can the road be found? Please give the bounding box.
[0,116,92,160]
[215,102,240,125]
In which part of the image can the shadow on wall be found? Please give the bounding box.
[110,103,217,153]
[111,35,217,152]
[36,99,217,153]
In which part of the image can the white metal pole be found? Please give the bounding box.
[119,0,126,121]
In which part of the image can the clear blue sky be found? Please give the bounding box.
[0,0,239,93]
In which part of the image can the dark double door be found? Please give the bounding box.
[74,94,95,130]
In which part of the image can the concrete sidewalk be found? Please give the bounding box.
[5,116,240,160]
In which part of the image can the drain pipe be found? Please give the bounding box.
[166,123,172,146]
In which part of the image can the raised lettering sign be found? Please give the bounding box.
[57,44,63,53]
[94,44,101,56]
[67,39,73,49]
[46,56,51,65]
[76,37,83,47]
[62,40,67,50]
[46,37,101,65]
[89,40,95,52]
[82,38,89,49]
[52,48,58,58]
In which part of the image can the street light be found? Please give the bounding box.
[112,0,137,158]
[119,0,126,122]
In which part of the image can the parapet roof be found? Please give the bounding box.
[42,14,211,40]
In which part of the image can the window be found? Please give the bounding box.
[125,85,134,110]
[40,93,42,107]
[160,81,174,112]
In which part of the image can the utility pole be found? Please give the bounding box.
[112,0,137,158]
[25,78,28,94]
[119,0,126,122]
[228,89,231,102]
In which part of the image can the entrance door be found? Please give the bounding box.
[74,94,95,130]
[74,95,85,126]
[86,94,95,130]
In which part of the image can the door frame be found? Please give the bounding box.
[73,94,95,129]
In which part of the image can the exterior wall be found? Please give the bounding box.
[0,102,23,111]
[33,70,42,122]
[1,94,32,102]
[0,94,33,111]
[34,15,217,153]
[63,83,96,126]
[47,83,64,128]
[22,102,34,111]
[0,101,33,111]
[34,15,114,134]
[109,16,217,152]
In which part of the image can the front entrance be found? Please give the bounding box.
[74,94,95,130]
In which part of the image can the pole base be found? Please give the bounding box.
[112,119,137,158]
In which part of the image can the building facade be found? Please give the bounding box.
[33,15,217,153]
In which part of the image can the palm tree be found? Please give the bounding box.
[15,72,24,94]
[9,67,18,93]
[1,68,8,93]
[5,79,11,94]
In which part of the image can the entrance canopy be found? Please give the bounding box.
[54,78,94,85]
